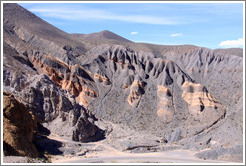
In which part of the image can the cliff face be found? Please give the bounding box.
[3,91,39,157]
[2,3,243,161]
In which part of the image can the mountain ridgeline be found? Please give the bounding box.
[3,3,243,162]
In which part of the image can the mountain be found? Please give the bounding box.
[71,30,132,43]
[2,3,243,163]
[213,48,243,57]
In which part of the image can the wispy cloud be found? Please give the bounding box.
[134,40,183,46]
[186,3,243,15]
[29,7,181,25]
[171,33,183,37]
[219,38,243,48]
[131,31,138,35]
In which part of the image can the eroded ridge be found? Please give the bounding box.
[181,81,224,122]
[127,80,146,107]
[156,85,174,123]
[28,52,98,107]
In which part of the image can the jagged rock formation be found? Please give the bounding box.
[3,91,39,157]
[27,50,98,107]
[181,81,222,117]
[84,45,227,141]
[157,85,174,123]
[127,80,146,107]
[2,3,243,162]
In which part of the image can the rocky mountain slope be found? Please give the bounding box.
[2,3,243,162]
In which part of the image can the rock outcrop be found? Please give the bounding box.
[156,85,174,123]
[72,115,105,143]
[3,91,39,157]
[127,80,146,107]
[27,50,98,108]
[181,81,224,122]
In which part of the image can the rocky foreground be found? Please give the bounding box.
[2,3,243,163]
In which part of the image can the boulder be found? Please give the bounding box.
[72,116,105,143]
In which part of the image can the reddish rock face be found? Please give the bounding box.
[28,52,98,108]
[3,91,39,157]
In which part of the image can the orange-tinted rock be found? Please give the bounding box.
[94,73,111,85]
[28,53,98,107]
[181,81,221,116]
[156,85,174,123]
[127,80,146,107]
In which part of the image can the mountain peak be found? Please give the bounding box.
[93,30,132,43]
[72,30,132,43]
[100,30,112,34]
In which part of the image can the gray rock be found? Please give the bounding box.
[195,145,243,161]
[72,116,105,143]
[195,149,219,160]
[168,128,182,143]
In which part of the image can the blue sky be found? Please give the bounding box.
[19,2,244,49]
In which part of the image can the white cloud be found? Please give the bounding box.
[219,38,243,48]
[171,33,183,37]
[134,40,183,46]
[131,31,138,35]
[29,7,181,25]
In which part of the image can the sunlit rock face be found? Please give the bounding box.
[3,91,39,157]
